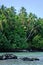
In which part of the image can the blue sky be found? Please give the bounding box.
[0,0,43,18]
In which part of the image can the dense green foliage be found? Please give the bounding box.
[0,5,43,51]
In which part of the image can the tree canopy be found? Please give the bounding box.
[0,5,43,51]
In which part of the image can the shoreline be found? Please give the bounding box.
[0,49,43,52]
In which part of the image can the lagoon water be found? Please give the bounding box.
[0,52,43,65]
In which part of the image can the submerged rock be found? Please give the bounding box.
[0,54,17,60]
[20,57,39,61]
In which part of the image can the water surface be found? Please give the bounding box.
[0,52,43,65]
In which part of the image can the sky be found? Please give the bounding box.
[0,0,43,18]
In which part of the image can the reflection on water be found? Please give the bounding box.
[0,52,43,65]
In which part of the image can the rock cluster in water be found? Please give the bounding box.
[20,57,39,61]
[0,54,17,60]
[0,54,39,61]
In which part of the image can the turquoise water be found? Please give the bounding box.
[0,52,43,65]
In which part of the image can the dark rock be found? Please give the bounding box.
[31,58,39,61]
[0,55,6,60]
[20,57,39,61]
[4,54,17,59]
[0,54,17,60]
